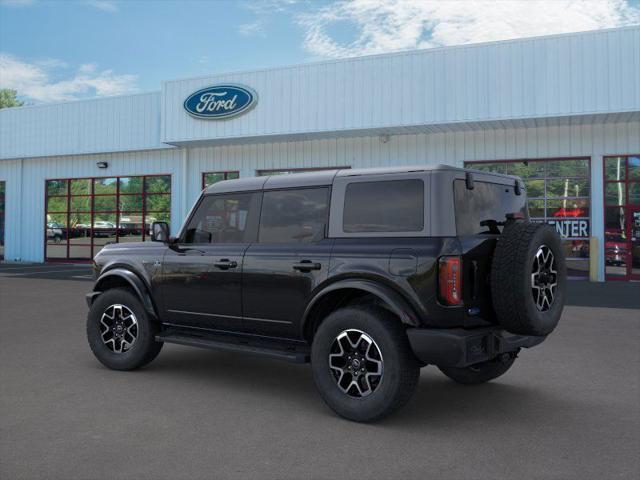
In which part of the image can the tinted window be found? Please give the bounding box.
[259,188,329,243]
[343,179,424,233]
[454,180,528,235]
[184,193,260,244]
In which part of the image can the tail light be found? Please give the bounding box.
[439,256,462,305]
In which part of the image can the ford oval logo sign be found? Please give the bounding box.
[183,84,257,119]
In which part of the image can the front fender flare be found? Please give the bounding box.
[301,279,420,337]
[91,268,157,318]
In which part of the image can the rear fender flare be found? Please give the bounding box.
[301,279,420,339]
[93,268,157,319]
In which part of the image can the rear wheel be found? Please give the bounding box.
[311,306,420,422]
[87,288,163,371]
[438,354,516,385]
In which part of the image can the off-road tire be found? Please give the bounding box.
[311,306,420,422]
[491,221,566,336]
[87,288,163,371]
[438,355,516,385]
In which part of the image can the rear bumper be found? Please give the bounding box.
[406,326,546,368]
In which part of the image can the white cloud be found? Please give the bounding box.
[0,53,138,103]
[238,19,266,36]
[297,0,640,59]
[83,0,118,13]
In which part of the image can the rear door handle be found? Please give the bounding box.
[213,259,238,270]
[292,261,321,272]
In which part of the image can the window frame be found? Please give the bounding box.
[328,174,430,238]
[202,171,240,189]
[179,191,262,245]
[257,186,331,244]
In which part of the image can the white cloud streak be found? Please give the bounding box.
[0,53,138,103]
[83,0,119,12]
[297,0,640,59]
[238,19,267,36]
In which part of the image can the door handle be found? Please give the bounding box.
[214,259,238,270]
[292,261,322,272]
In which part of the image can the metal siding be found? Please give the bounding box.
[162,27,640,145]
[0,92,167,160]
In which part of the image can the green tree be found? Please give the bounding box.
[0,89,24,109]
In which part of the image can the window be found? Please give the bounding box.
[454,180,528,235]
[466,158,591,278]
[183,193,260,244]
[45,175,171,260]
[202,171,239,188]
[257,167,348,176]
[259,188,329,243]
[343,180,424,233]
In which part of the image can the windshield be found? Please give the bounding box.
[454,179,528,235]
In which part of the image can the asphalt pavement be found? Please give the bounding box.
[0,263,638,480]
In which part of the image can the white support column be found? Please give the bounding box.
[590,155,605,282]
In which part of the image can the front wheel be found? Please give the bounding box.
[311,306,420,422]
[87,288,163,371]
[438,354,516,385]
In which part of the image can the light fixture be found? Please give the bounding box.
[96,161,108,169]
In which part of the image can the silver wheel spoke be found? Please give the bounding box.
[531,245,558,312]
[328,329,384,398]
[99,304,138,354]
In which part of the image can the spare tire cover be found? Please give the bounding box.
[490,222,566,336]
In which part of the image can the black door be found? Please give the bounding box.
[242,187,332,338]
[160,192,261,331]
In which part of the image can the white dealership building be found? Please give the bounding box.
[1,26,639,281]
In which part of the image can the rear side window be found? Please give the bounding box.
[343,179,424,233]
[183,192,260,244]
[454,180,528,235]
[259,188,330,243]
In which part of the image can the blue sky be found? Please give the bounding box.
[1,0,639,104]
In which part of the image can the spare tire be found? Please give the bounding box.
[490,221,566,336]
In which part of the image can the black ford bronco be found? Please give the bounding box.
[86,166,566,422]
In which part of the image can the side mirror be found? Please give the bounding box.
[151,221,170,242]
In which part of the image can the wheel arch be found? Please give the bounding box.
[92,268,158,319]
[301,279,420,342]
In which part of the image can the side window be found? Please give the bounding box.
[183,193,260,244]
[343,179,424,233]
[259,188,330,243]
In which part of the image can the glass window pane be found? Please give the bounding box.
[547,199,589,218]
[605,229,628,277]
[70,196,91,212]
[454,180,528,235]
[629,183,640,205]
[146,211,170,224]
[69,213,91,241]
[227,171,239,180]
[344,180,424,233]
[183,193,260,244]
[506,161,545,179]
[94,178,117,194]
[94,195,117,212]
[46,244,68,258]
[47,180,67,196]
[47,196,68,212]
[203,172,226,187]
[93,213,117,228]
[145,194,171,212]
[546,179,590,198]
[119,177,143,194]
[605,183,625,206]
[524,179,545,198]
[605,157,626,181]
[46,214,67,228]
[470,163,507,174]
[119,214,144,231]
[528,199,545,218]
[70,179,91,195]
[145,176,171,193]
[67,245,92,260]
[118,229,144,243]
[629,156,640,180]
[547,159,588,178]
[605,207,626,233]
[119,195,143,212]
[259,188,330,243]
[46,224,66,244]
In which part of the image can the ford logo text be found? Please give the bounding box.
[183,84,257,119]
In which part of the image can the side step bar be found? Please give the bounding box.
[156,330,310,364]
